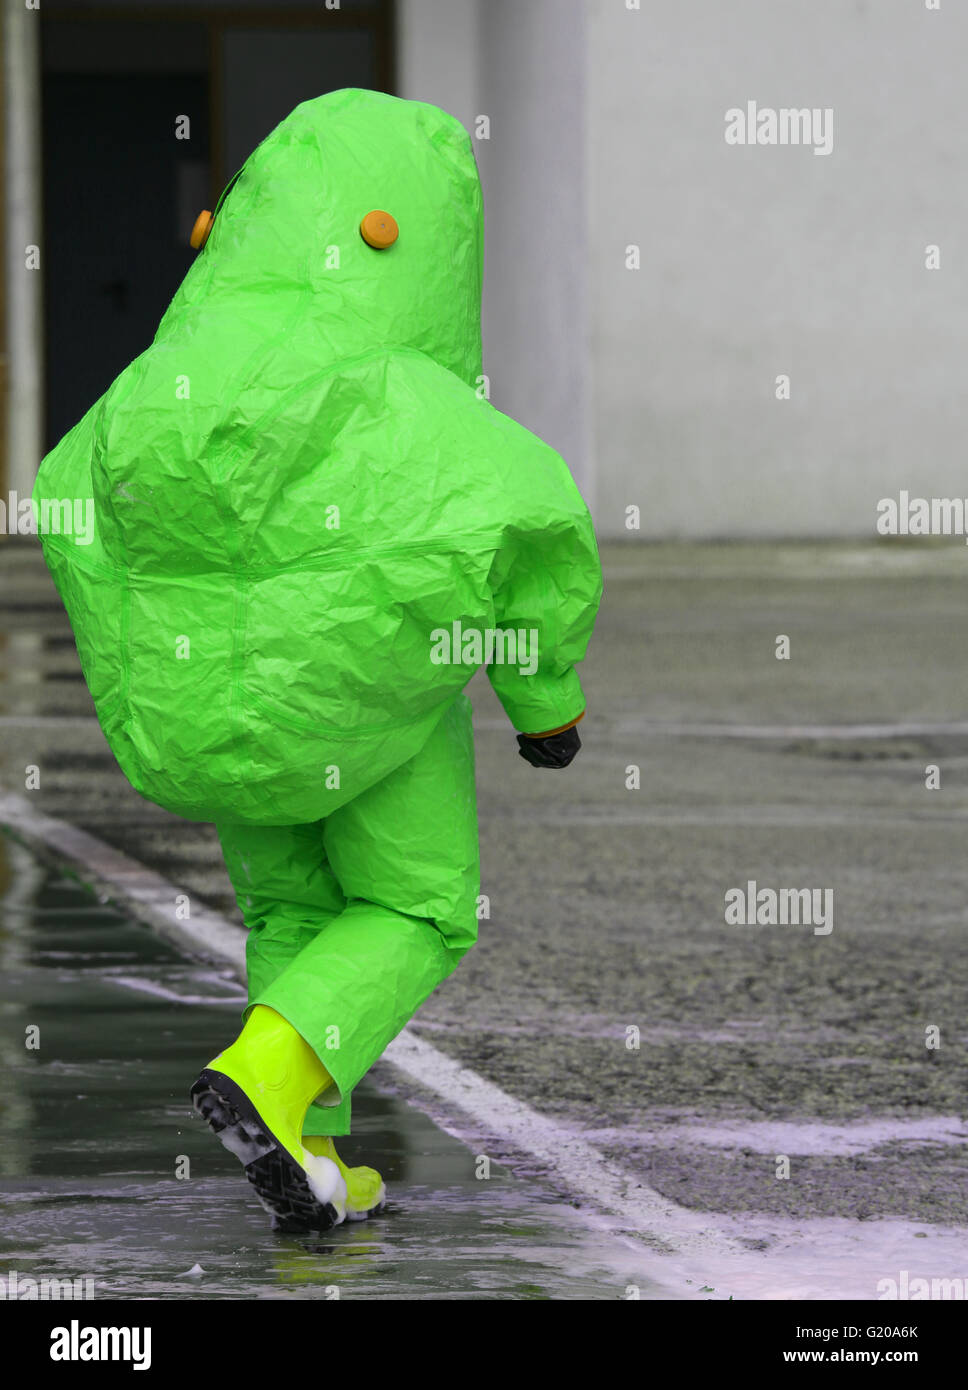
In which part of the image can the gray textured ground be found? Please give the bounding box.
[2,536,967,1234]
[0,852,662,1299]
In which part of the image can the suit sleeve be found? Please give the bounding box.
[486,470,602,736]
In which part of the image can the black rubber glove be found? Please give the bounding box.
[516,725,582,769]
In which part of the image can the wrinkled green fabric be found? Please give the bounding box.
[33,88,602,1125]
[219,693,479,1135]
[34,88,602,827]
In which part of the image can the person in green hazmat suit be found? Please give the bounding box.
[33,88,602,1231]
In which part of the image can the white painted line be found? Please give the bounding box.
[0,792,245,972]
[500,808,968,828]
[6,713,968,740]
[614,720,968,739]
[0,789,742,1268]
[473,718,968,738]
[384,1029,742,1256]
[0,716,101,728]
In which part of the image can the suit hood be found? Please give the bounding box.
[158,87,484,388]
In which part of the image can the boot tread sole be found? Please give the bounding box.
[190,1067,347,1234]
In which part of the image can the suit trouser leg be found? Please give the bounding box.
[216,818,355,1133]
[216,694,480,1137]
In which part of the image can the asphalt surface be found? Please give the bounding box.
[2,536,967,1260]
[0,844,665,1299]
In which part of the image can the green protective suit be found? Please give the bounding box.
[33,88,602,1133]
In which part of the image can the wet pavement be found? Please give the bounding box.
[3,535,968,1297]
[0,838,670,1299]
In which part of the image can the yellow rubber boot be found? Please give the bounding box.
[191,1005,348,1232]
[303,1136,387,1221]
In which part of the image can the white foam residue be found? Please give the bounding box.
[585,1115,968,1157]
[655,1214,968,1301]
[302,1151,347,1220]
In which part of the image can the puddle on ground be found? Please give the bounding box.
[0,837,672,1300]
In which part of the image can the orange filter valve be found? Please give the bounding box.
[360,210,399,249]
[190,210,214,251]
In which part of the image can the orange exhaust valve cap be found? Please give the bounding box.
[360,210,398,249]
[190,210,214,251]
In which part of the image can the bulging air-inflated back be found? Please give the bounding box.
[34,87,602,826]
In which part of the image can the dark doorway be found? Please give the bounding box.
[40,5,394,452]
[42,69,209,447]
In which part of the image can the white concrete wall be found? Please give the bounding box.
[395,0,480,134]
[395,0,968,539]
[474,0,590,498]
[3,0,44,497]
[397,0,591,499]
[588,0,968,539]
